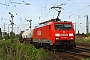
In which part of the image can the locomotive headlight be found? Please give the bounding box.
[69,34,73,36]
[56,38,59,40]
[55,34,60,36]
[70,37,73,40]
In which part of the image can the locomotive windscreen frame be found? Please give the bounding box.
[54,24,72,30]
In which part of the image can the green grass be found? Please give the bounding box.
[76,37,90,60]
[0,39,49,60]
[76,37,90,44]
[82,58,90,60]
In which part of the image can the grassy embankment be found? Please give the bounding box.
[76,33,90,60]
[76,33,90,44]
[0,38,49,60]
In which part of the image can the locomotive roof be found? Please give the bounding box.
[39,18,61,24]
[33,18,72,29]
[39,18,72,25]
[39,20,72,25]
[35,18,72,28]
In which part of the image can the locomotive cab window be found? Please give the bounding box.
[63,24,72,30]
[54,24,72,30]
[54,24,63,30]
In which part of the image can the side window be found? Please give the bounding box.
[48,25,51,30]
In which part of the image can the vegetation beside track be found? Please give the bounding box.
[82,58,90,60]
[76,33,90,44]
[0,39,49,60]
[76,33,90,60]
[76,37,90,44]
[0,32,90,60]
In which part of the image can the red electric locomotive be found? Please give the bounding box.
[32,18,76,49]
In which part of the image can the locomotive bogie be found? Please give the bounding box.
[54,40,76,49]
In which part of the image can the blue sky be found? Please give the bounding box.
[0,0,90,34]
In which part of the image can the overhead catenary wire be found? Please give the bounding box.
[54,0,59,6]
[0,0,8,21]
[62,0,90,20]
[41,9,52,21]
[64,4,90,19]
[33,0,67,22]
[41,0,71,21]
[61,0,76,15]
[41,0,60,21]
[8,0,27,30]
[0,0,9,31]
[4,0,8,20]
[65,0,76,9]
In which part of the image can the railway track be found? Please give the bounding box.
[21,40,90,60]
[45,42,90,60]
[64,47,90,58]
[75,42,90,58]
[76,42,90,48]
[46,49,81,60]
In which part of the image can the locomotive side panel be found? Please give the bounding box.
[32,25,52,45]
[33,26,47,38]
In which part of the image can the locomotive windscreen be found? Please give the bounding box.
[54,24,72,30]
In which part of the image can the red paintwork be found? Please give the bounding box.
[32,21,75,45]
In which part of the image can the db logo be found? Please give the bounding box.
[37,31,41,36]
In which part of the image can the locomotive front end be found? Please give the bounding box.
[53,22,76,49]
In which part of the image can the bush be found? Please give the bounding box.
[82,58,90,60]
[76,37,90,44]
[86,33,90,37]
[0,40,49,60]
